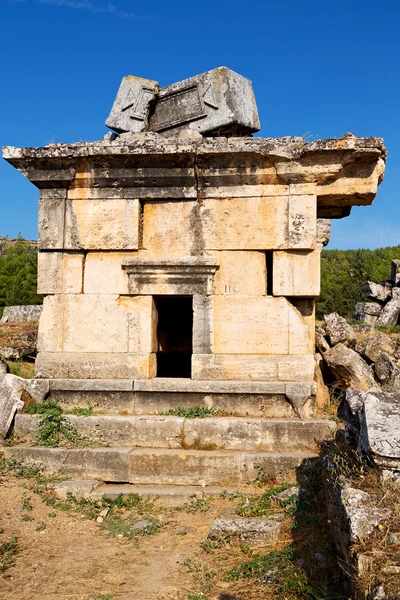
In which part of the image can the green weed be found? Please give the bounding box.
[33,401,85,447]
[174,496,213,514]
[159,406,224,418]
[225,547,320,599]
[236,483,295,517]
[68,405,94,417]
[99,515,160,539]
[0,535,20,574]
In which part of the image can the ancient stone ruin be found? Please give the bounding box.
[1,67,387,491]
[355,259,400,326]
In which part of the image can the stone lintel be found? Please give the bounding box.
[121,258,220,295]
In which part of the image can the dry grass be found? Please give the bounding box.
[0,322,38,347]
[5,359,35,379]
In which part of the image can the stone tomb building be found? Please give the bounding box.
[3,133,386,422]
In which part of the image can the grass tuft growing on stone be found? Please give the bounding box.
[158,406,224,418]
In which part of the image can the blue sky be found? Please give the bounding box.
[0,0,399,249]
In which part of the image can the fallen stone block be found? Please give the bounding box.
[338,387,367,445]
[354,302,381,325]
[315,327,330,353]
[106,76,159,134]
[0,374,25,439]
[323,343,378,391]
[208,514,282,548]
[324,313,356,347]
[51,480,101,499]
[376,298,400,327]
[391,259,400,285]
[355,332,398,364]
[363,281,392,303]
[359,391,400,478]
[341,486,391,543]
[0,305,43,323]
[374,353,400,389]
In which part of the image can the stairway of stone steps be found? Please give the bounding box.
[5,381,337,502]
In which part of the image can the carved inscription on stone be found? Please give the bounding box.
[150,85,206,131]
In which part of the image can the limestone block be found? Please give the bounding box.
[376,298,400,327]
[324,313,356,347]
[63,253,84,294]
[121,296,157,354]
[192,354,315,382]
[37,252,63,294]
[149,67,260,136]
[37,295,63,353]
[64,198,140,250]
[213,296,288,354]
[273,250,320,297]
[323,344,379,391]
[63,294,153,354]
[213,251,266,295]
[106,76,159,134]
[38,190,66,250]
[201,196,316,251]
[212,296,312,356]
[362,281,392,302]
[84,252,132,294]
[0,305,43,324]
[193,295,213,354]
[35,352,156,379]
[143,200,196,255]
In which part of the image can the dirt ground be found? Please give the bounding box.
[0,455,346,600]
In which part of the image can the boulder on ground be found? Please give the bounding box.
[376,297,400,327]
[374,353,400,390]
[355,332,399,363]
[354,302,381,325]
[0,374,49,440]
[391,259,400,285]
[324,313,356,347]
[359,391,400,478]
[323,343,378,391]
[362,281,392,303]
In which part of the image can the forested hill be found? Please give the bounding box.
[1,236,399,320]
[317,245,400,318]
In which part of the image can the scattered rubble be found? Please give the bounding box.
[355,260,400,326]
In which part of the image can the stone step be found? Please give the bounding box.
[53,480,249,507]
[3,446,316,486]
[14,414,335,452]
[47,378,316,418]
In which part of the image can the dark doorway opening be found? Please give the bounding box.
[154,296,193,378]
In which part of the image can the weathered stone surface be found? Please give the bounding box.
[128,448,313,486]
[376,298,400,327]
[38,190,66,250]
[208,515,282,548]
[149,67,260,136]
[0,374,25,439]
[106,76,159,134]
[35,351,155,379]
[341,486,391,542]
[359,391,400,475]
[323,343,378,391]
[354,302,381,324]
[122,258,219,296]
[84,252,132,294]
[316,218,331,248]
[63,253,84,294]
[64,199,140,250]
[363,281,392,302]
[14,413,335,452]
[338,387,366,445]
[0,305,43,323]
[37,252,63,294]
[374,353,400,388]
[213,251,266,296]
[51,479,101,499]
[324,313,356,347]
[212,296,313,355]
[4,446,132,481]
[191,354,316,383]
[273,250,320,297]
[355,332,398,363]
[391,259,400,285]
[315,327,330,354]
[314,353,330,410]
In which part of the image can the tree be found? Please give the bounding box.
[0,235,42,315]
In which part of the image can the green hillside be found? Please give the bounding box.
[317,245,400,318]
